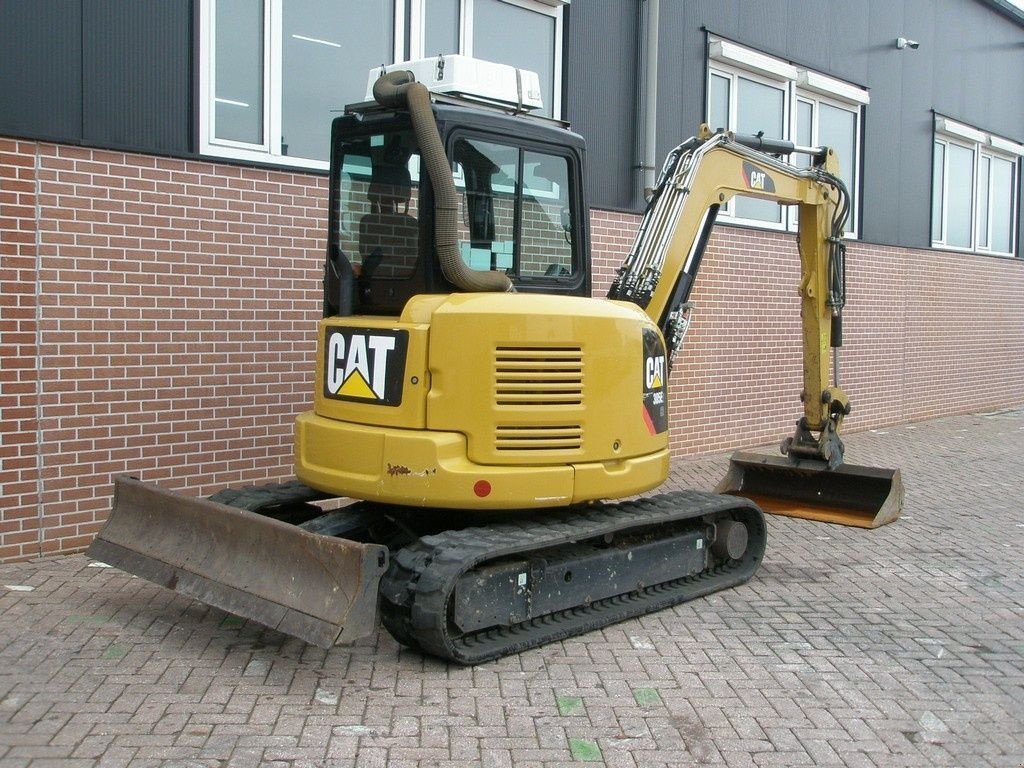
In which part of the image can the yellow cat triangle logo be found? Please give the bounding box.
[650,372,662,389]
[339,370,377,399]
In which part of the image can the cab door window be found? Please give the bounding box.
[452,137,576,284]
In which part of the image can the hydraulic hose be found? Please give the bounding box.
[372,71,513,293]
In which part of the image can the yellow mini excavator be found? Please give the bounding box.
[89,58,902,664]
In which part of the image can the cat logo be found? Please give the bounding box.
[324,327,408,406]
[743,161,776,193]
[645,354,665,391]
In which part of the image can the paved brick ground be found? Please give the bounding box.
[2,409,1022,767]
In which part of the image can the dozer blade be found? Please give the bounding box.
[87,476,388,648]
[716,452,903,529]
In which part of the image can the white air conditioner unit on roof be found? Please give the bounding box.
[366,55,544,112]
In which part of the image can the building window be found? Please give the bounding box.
[200,0,394,168]
[407,0,565,119]
[931,116,1022,257]
[199,0,565,168]
[706,37,868,235]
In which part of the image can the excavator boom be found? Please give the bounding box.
[610,125,903,527]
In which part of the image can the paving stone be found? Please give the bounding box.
[2,411,1024,766]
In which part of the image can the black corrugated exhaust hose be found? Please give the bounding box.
[372,71,513,294]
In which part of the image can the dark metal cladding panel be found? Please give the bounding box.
[862,0,914,246]
[675,4,711,154]
[579,0,1023,252]
[0,0,83,141]
[736,1,787,59]
[890,0,939,248]
[81,0,192,154]
[564,0,641,211]
[932,0,1024,134]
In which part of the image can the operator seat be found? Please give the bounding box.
[358,164,419,280]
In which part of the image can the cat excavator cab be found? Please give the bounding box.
[89,58,902,664]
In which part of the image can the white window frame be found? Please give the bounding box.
[932,116,1022,258]
[199,0,334,170]
[407,0,566,118]
[707,37,868,237]
[709,65,792,229]
[790,91,862,235]
[198,0,566,169]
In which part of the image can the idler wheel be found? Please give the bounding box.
[711,519,748,560]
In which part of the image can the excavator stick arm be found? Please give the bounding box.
[611,125,902,527]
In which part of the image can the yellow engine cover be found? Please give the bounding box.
[295,293,671,510]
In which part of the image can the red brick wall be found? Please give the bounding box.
[2,143,1023,561]
[591,213,1024,456]
[2,142,327,560]
[0,139,41,561]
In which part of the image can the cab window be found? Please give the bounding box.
[452,137,576,282]
[335,130,421,281]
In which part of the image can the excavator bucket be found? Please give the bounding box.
[716,452,903,529]
[87,476,388,647]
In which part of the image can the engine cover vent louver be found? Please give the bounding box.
[493,346,584,452]
[494,424,583,452]
[493,346,584,407]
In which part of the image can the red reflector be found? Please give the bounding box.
[473,480,492,498]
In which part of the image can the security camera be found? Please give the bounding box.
[896,37,920,50]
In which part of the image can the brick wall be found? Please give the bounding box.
[593,217,1024,456]
[592,214,1024,456]
[2,142,328,560]
[1,143,1023,561]
[0,139,41,561]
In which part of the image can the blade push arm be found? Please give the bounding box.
[608,126,852,467]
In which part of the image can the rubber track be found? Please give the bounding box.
[379,490,766,665]
[207,481,331,512]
